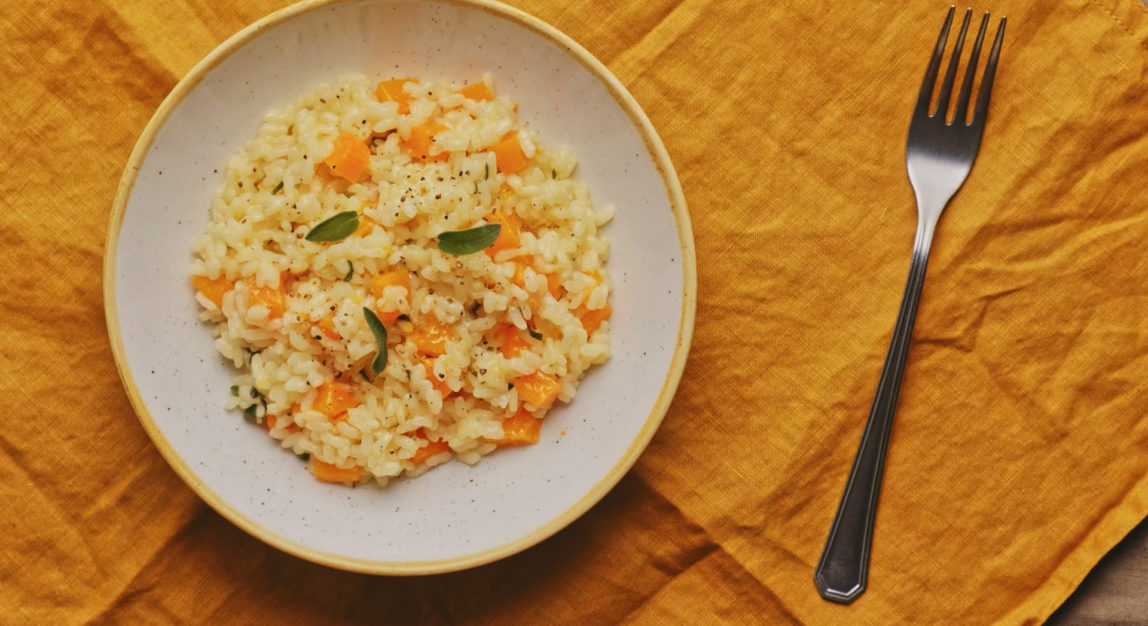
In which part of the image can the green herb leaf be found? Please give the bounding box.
[551,169,557,179]
[362,307,389,376]
[436,223,501,256]
[527,327,543,340]
[305,211,360,243]
[271,181,284,194]
[344,261,354,282]
[243,405,258,423]
[230,385,239,396]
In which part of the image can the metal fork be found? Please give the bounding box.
[814,7,1006,604]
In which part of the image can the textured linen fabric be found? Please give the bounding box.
[3,0,1148,623]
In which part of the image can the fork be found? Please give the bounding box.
[813,7,1006,604]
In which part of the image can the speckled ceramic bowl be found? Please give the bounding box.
[104,0,694,574]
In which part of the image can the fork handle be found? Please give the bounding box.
[814,223,934,604]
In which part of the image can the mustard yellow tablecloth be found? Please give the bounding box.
[5,0,1148,623]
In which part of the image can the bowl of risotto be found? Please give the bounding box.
[105,0,694,574]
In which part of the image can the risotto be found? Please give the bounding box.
[189,74,612,486]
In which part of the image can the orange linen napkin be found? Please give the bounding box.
[3,0,1148,623]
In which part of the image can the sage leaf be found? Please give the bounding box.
[271,181,284,194]
[436,223,501,256]
[527,327,543,340]
[305,211,360,242]
[344,261,354,282]
[362,307,388,377]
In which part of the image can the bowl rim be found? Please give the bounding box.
[103,0,696,575]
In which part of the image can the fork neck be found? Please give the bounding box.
[912,214,937,259]
[911,190,947,258]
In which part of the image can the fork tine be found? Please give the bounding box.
[972,16,1007,123]
[953,12,990,125]
[914,6,956,117]
[933,8,972,120]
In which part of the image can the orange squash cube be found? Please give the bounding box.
[191,275,234,308]
[310,459,363,484]
[459,82,494,101]
[578,302,612,334]
[314,313,341,341]
[375,77,416,114]
[403,122,449,163]
[410,438,452,465]
[495,409,543,447]
[312,382,358,421]
[514,371,561,408]
[410,317,452,356]
[246,278,287,319]
[370,269,411,323]
[422,357,452,397]
[491,131,528,174]
[483,210,520,258]
[495,323,531,358]
[323,132,371,183]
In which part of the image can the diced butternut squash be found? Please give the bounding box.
[369,269,411,323]
[314,313,341,341]
[495,409,543,447]
[575,271,608,332]
[403,122,449,163]
[545,272,563,299]
[247,278,287,319]
[312,382,358,421]
[370,269,411,296]
[354,214,380,237]
[509,258,564,300]
[410,438,452,465]
[483,210,520,258]
[495,323,531,358]
[371,309,400,324]
[514,371,561,408]
[375,77,416,114]
[578,302,612,334]
[459,82,494,101]
[311,459,363,484]
[323,132,371,183]
[422,357,452,397]
[546,271,564,298]
[265,403,301,432]
[491,131,528,174]
[410,317,451,356]
[191,275,234,308]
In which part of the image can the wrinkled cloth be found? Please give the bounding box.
[3,0,1148,623]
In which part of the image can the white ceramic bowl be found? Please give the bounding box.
[105,0,694,574]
